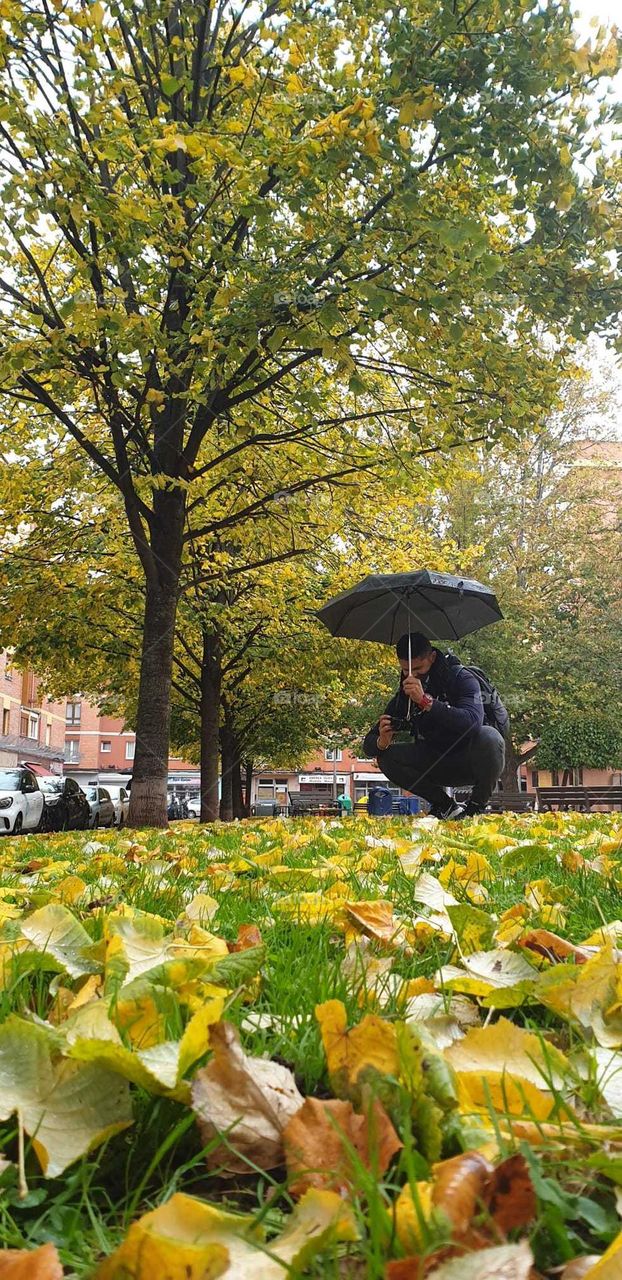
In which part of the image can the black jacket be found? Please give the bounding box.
[362,651,484,759]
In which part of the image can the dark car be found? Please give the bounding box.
[39,775,90,831]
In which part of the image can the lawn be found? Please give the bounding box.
[1,811,622,1278]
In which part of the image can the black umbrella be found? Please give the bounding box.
[316,571,502,646]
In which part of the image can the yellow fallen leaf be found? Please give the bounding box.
[316,999,399,1094]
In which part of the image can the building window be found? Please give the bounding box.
[125,741,135,760]
[324,749,342,762]
[65,701,82,725]
[45,722,51,746]
[531,770,538,789]
[21,710,39,740]
[101,741,111,753]
[65,740,80,763]
[1,709,9,736]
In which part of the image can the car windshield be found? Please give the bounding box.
[39,778,62,794]
[0,771,21,790]
[86,787,98,800]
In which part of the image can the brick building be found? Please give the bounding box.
[63,696,199,795]
[0,652,66,773]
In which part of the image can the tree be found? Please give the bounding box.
[536,715,622,775]
[422,364,622,782]
[0,2,620,824]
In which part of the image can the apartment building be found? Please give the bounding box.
[63,696,199,793]
[0,652,66,773]
[252,744,389,808]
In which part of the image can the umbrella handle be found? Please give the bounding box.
[407,632,412,720]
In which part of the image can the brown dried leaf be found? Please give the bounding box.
[431,1152,493,1235]
[191,1021,303,1173]
[488,1154,536,1234]
[518,930,591,965]
[284,1095,401,1198]
[0,1243,63,1278]
[228,923,263,952]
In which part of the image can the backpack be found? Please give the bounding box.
[440,652,509,736]
[462,663,510,737]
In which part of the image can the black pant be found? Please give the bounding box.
[378,726,505,810]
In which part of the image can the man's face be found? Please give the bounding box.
[399,650,436,679]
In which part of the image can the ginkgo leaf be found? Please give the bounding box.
[0,1243,63,1278]
[0,1016,131,1176]
[283,1095,401,1196]
[96,1188,357,1279]
[20,904,100,978]
[192,1021,303,1172]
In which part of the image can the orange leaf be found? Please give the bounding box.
[518,930,590,965]
[284,1095,401,1197]
[431,1152,493,1235]
[228,924,263,952]
[488,1153,536,1233]
[0,1244,63,1278]
[345,900,410,950]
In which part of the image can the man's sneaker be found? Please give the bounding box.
[454,801,486,820]
[430,798,465,820]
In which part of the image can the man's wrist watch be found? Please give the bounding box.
[418,693,433,712]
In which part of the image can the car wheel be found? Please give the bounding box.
[13,812,23,835]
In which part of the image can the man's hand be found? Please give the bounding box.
[402,675,426,706]
[376,714,394,751]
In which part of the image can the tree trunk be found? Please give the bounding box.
[500,729,521,791]
[220,715,234,821]
[232,755,245,819]
[244,758,253,815]
[128,490,185,828]
[200,629,221,822]
[128,581,179,827]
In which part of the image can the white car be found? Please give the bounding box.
[85,785,116,829]
[105,784,130,827]
[186,796,201,818]
[0,766,45,835]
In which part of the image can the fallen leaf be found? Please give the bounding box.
[345,900,411,951]
[20,904,99,979]
[577,1228,622,1278]
[0,1244,63,1278]
[446,1018,568,1091]
[228,924,262,951]
[518,929,591,965]
[192,1021,303,1172]
[315,999,399,1096]
[283,1095,401,1196]
[96,1188,357,1279]
[0,1015,131,1177]
[487,1153,536,1232]
[431,1152,492,1235]
[559,1258,603,1280]
[426,1240,533,1279]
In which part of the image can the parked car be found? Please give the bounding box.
[105,784,130,827]
[85,785,116,829]
[39,775,90,831]
[0,767,44,834]
[186,796,201,819]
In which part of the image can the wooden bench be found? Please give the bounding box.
[586,786,622,811]
[289,791,340,817]
[536,786,589,812]
[488,792,535,813]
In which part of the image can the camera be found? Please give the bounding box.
[389,715,413,732]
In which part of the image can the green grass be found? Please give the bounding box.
[1,812,622,1275]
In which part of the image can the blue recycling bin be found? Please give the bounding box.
[367,787,393,816]
[395,796,421,815]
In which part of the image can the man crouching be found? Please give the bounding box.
[362,631,505,819]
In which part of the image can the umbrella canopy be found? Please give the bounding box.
[316,571,502,644]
